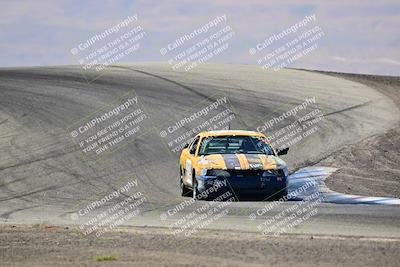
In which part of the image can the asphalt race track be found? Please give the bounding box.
[0,63,399,239]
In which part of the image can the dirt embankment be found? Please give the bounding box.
[316,72,400,198]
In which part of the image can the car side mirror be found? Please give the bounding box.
[277,147,289,156]
[183,143,189,149]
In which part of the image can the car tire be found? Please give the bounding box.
[192,175,201,200]
[180,166,192,197]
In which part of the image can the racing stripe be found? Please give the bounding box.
[258,154,268,169]
[213,154,227,169]
[258,154,276,169]
[221,154,241,169]
[236,154,250,169]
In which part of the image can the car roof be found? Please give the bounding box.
[198,130,266,138]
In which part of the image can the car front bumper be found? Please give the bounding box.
[196,173,288,198]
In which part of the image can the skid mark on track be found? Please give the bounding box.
[110,65,210,100]
[0,148,79,172]
[109,65,252,129]
[0,119,9,125]
[0,205,40,221]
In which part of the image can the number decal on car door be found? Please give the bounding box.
[185,159,192,186]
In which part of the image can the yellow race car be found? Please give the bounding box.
[179,130,289,200]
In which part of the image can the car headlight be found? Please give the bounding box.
[282,167,288,177]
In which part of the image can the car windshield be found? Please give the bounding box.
[198,135,274,155]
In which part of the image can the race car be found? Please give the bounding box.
[179,130,289,200]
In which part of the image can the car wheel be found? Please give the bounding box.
[180,166,192,197]
[192,176,201,200]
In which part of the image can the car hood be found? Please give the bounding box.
[197,153,286,171]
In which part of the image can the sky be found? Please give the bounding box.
[0,0,399,75]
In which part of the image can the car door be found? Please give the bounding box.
[181,135,200,187]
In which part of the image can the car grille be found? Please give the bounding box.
[207,169,285,178]
[227,170,264,177]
